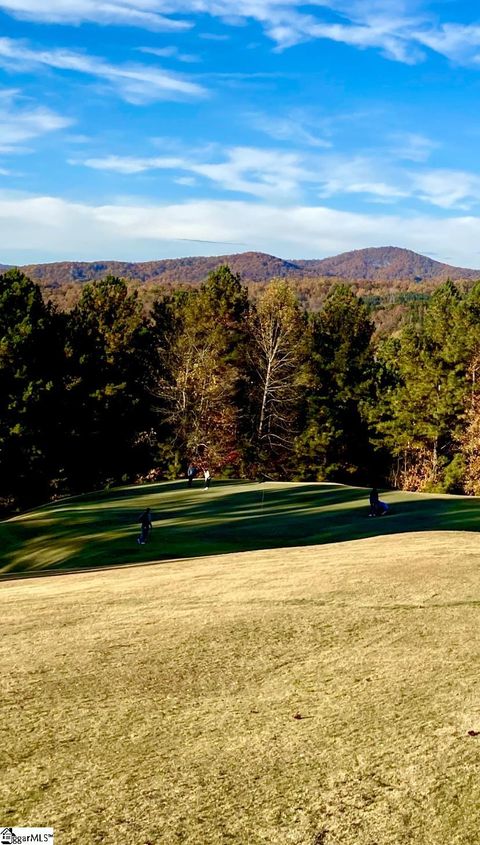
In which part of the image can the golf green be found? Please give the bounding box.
[2,479,480,575]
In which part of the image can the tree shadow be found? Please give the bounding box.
[2,480,480,576]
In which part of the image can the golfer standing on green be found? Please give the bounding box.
[137,507,153,544]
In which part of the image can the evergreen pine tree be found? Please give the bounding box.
[296,285,375,482]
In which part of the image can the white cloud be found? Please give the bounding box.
[140,46,178,59]
[190,1,480,65]
[77,146,404,202]
[317,157,480,210]
[77,154,185,174]
[390,132,438,163]
[415,23,480,64]
[198,32,230,41]
[317,156,409,201]
[0,88,73,152]
[0,0,190,31]
[0,38,207,104]
[175,175,197,186]
[76,146,312,199]
[73,146,415,203]
[138,46,200,63]
[3,191,480,267]
[249,110,332,148]
[304,18,423,63]
[191,146,309,199]
[412,169,480,210]
[2,0,480,68]
[172,0,427,58]
[73,145,480,211]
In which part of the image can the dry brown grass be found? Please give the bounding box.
[2,531,480,844]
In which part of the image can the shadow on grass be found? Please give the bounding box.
[1,480,480,576]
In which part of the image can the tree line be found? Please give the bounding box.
[1,264,480,511]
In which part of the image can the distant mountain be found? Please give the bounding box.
[296,247,480,282]
[19,252,299,287]
[8,246,480,287]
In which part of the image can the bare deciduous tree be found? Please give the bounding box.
[248,280,306,460]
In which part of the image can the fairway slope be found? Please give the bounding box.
[2,532,480,844]
[2,480,480,576]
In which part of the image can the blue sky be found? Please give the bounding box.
[2,1,480,265]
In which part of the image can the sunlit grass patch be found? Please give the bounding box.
[1,479,480,575]
[1,533,480,843]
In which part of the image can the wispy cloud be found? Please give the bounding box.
[71,146,410,203]
[138,46,200,64]
[198,32,230,41]
[250,3,480,65]
[0,38,207,104]
[76,146,310,200]
[415,23,480,64]
[71,147,369,201]
[0,88,73,152]
[175,176,198,186]
[72,141,480,212]
[0,0,190,31]
[411,169,480,210]
[98,1,480,67]
[171,0,428,59]
[249,110,332,148]
[192,147,309,199]
[315,153,480,210]
[317,155,409,201]
[4,1,480,68]
[3,1,480,70]
[389,132,438,163]
[74,145,407,203]
[75,154,185,175]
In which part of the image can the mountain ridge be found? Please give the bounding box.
[3,246,480,287]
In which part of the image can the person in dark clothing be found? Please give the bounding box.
[137,507,153,544]
[369,487,379,517]
[187,464,196,487]
[369,488,390,517]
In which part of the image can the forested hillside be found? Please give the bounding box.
[16,246,480,288]
[1,263,480,511]
[11,247,480,335]
[296,246,478,281]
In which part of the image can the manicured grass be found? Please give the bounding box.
[2,533,480,843]
[1,479,480,575]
